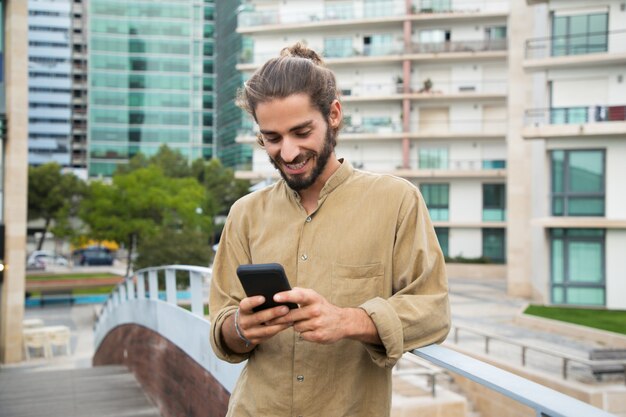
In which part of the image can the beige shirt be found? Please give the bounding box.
[209,161,450,417]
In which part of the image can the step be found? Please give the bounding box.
[0,365,161,417]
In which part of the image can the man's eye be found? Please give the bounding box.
[295,131,311,138]
[263,136,280,143]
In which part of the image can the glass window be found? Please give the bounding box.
[419,148,448,169]
[419,0,451,13]
[364,0,395,18]
[550,228,605,306]
[551,150,604,216]
[482,228,505,263]
[324,37,353,58]
[421,184,449,221]
[551,13,608,57]
[325,1,354,19]
[435,227,449,257]
[483,184,506,221]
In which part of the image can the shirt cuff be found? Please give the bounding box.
[359,297,404,368]
[210,306,252,363]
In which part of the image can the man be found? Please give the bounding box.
[209,43,450,417]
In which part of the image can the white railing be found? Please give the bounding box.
[94,265,616,417]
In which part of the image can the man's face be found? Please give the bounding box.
[255,94,340,191]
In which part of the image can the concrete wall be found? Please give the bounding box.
[94,324,231,417]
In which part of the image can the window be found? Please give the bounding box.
[551,150,604,216]
[483,184,506,221]
[419,148,448,169]
[325,1,354,19]
[421,184,449,221]
[364,0,394,18]
[419,0,451,13]
[363,34,393,56]
[482,228,505,263]
[324,37,353,58]
[552,13,608,57]
[485,26,507,40]
[551,229,605,306]
[435,227,449,257]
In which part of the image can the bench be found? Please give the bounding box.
[589,349,626,380]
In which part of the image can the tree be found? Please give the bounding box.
[192,158,250,216]
[116,145,192,178]
[28,163,86,250]
[79,165,212,276]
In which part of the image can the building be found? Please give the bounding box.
[215,0,253,171]
[69,0,88,172]
[27,0,72,166]
[87,0,215,177]
[519,0,626,308]
[234,0,626,309]
[1,0,30,363]
[235,1,510,263]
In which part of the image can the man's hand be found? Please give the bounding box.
[271,288,382,345]
[222,296,291,353]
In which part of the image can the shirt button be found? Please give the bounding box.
[297,375,304,382]
[305,216,312,223]
[301,254,308,261]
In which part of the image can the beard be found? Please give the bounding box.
[269,126,336,191]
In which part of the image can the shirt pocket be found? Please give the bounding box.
[331,262,384,308]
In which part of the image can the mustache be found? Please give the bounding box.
[272,150,316,166]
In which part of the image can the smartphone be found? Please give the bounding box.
[236,263,298,312]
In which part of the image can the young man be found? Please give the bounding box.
[209,43,450,417]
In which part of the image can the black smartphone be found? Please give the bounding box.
[236,263,298,312]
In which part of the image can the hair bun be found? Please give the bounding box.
[280,42,324,65]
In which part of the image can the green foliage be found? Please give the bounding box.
[193,158,250,216]
[444,255,493,264]
[28,163,87,249]
[134,227,212,270]
[117,145,192,178]
[524,304,626,335]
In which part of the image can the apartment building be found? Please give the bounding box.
[27,0,72,166]
[234,0,626,309]
[87,0,216,177]
[70,0,88,172]
[235,0,510,264]
[520,0,626,309]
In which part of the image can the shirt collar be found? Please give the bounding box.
[319,158,352,199]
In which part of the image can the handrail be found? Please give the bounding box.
[452,324,626,382]
[94,265,618,416]
[414,345,616,417]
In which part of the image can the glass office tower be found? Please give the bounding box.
[215,0,251,170]
[88,0,215,177]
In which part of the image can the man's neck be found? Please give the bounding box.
[298,157,341,214]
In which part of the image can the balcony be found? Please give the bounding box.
[237,0,508,33]
[524,30,626,70]
[340,79,507,101]
[523,105,626,139]
[411,38,507,54]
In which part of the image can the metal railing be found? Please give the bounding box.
[411,38,507,54]
[525,105,626,127]
[94,265,617,417]
[525,29,626,60]
[452,325,626,383]
[237,0,508,28]
[341,79,507,96]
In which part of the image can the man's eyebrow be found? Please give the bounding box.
[259,120,314,135]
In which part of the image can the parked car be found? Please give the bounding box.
[26,251,69,269]
[73,247,115,266]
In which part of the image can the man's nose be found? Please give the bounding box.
[280,137,300,162]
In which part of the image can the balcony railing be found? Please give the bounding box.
[411,38,507,54]
[525,29,626,60]
[341,79,507,96]
[525,105,626,127]
[410,118,507,133]
[94,264,616,417]
[238,0,507,29]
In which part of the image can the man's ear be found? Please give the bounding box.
[328,99,342,129]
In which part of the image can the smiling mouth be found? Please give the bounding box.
[284,158,310,173]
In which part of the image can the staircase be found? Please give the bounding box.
[0,365,161,417]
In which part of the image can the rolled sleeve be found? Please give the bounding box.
[359,297,404,368]
[209,305,252,363]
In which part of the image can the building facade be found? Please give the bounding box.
[234,0,626,309]
[215,0,252,171]
[521,0,626,308]
[87,0,215,177]
[27,0,72,166]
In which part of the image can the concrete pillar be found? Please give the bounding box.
[506,1,534,298]
[0,0,29,364]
